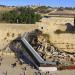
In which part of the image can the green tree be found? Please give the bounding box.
[1,7,42,24]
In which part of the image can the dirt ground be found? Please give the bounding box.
[0,23,37,50]
[38,17,75,52]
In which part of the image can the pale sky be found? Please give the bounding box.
[0,0,75,7]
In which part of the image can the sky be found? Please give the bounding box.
[0,0,75,7]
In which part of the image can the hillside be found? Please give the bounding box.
[0,6,15,12]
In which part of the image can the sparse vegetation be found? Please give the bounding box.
[7,32,10,37]
[4,37,7,40]
[12,33,15,37]
[54,29,63,34]
[57,7,64,11]
[34,6,51,13]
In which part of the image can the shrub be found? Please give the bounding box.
[54,29,63,34]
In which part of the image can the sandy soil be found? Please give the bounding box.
[0,23,37,50]
[38,17,75,52]
[58,70,75,75]
[0,55,36,75]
